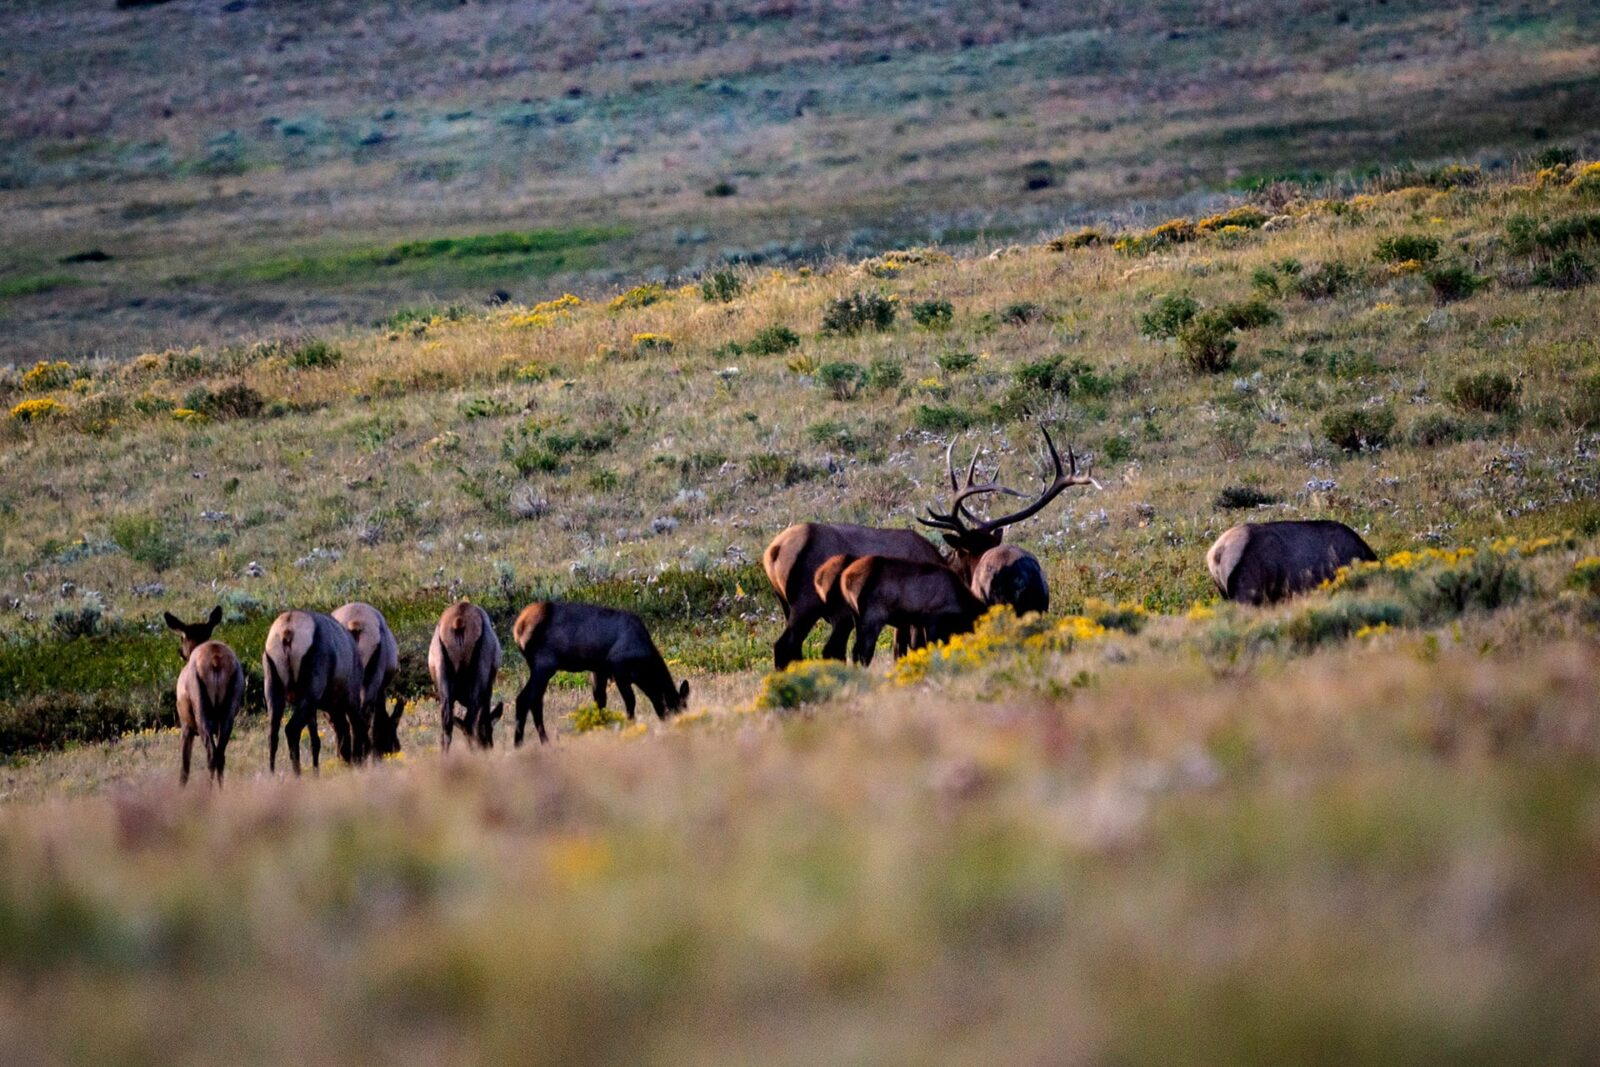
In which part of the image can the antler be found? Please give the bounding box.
[919,438,1023,533]
[920,427,1099,537]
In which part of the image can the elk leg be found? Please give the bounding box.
[852,620,885,667]
[212,713,233,786]
[439,693,456,753]
[306,712,322,770]
[893,626,912,659]
[819,615,854,661]
[284,707,309,776]
[329,710,354,764]
[591,671,609,710]
[773,602,824,670]
[267,694,283,774]
[612,669,640,721]
[515,668,554,746]
[179,726,195,786]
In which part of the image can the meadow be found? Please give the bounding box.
[4,0,1600,1061]
[0,151,1599,1060]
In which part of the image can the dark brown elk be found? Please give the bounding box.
[164,607,243,786]
[333,602,402,757]
[1206,520,1378,605]
[837,557,987,667]
[814,554,923,658]
[263,610,364,774]
[429,601,502,751]
[916,427,1099,617]
[511,601,689,745]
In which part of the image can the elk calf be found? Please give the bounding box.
[429,601,502,751]
[333,602,402,757]
[814,554,922,658]
[1207,520,1377,605]
[511,601,689,745]
[838,557,987,667]
[165,607,244,786]
[263,610,364,774]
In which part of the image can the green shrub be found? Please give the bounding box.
[1564,372,1600,429]
[821,290,896,335]
[998,301,1043,326]
[1425,263,1484,303]
[700,270,742,302]
[911,298,954,330]
[1047,227,1105,251]
[914,404,977,433]
[816,361,867,400]
[182,382,265,421]
[508,443,560,475]
[1100,434,1132,463]
[1405,552,1527,621]
[1374,234,1441,264]
[110,514,180,571]
[1215,485,1278,509]
[1534,146,1578,169]
[1013,355,1111,398]
[1505,213,1600,255]
[745,325,800,355]
[1533,250,1595,289]
[1322,405,1396,452]
[1293,261,1357,299]
[1407,411,1466,447]
[20,360,81,392]
[51,596,105,640]
[288,339,342,369]
[1214,299,1280,331]
[866,357,904,391]
[1286,600,1405,650]
[754,660,865,710]
[935,350,978,374]
[1448,371,1519,414]
[1569,557,1600,597]
[1250,266,1282,296]
[1177,313,1238,374]
[1139,292,1199,339]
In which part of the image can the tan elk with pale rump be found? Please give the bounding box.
[332,601,403,757]
[1206,520,1377,605]
[429,601,502,751]
[165,606,244,786]
[263,610,365,774]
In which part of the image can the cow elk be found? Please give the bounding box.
[837,557,987,667]
[511,601,689,745]
[333,601,402,757]
[263,610,364,775]
[429,601,502,751]
[1206,520,1378,605]
[165,607,243,786]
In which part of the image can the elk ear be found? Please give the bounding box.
[206,605,223,627]
[163,611,185,632]
[490,701,504,722]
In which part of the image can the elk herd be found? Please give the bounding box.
[163,426,1376,785]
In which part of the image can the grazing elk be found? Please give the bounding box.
[429,601,502,751]
[511,601,689,745]
[916,427,1098,617]
[332,601,402,757]
[837,556,987,667]
[263,610,364,775]
[1206,520,1377,605]
[164,607,243,786]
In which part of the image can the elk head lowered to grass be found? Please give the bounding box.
[916,426,1099,616]
[511,601,688,746]
[429,601,502,752]
[1206,520,1377,605]
[263,610,365,775]
[164,606,243,786]
[332,601,403,757]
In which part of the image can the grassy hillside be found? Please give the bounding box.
[2,152,1600,1060]
[2,0,1598,361]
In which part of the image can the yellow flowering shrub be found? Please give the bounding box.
[1569,557,1600,596]
[609,282,671,311]
[21,360,79,392]
[857,247,951,277]
[10,397,65,422]
[754,660,866,710]
[506,293,583,329]
[891,608,1105,686]
[170,408,207,423]
[1567,161,1600,197]
[632,332,673,353]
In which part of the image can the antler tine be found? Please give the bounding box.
[964,446,981,490]
[944,438,960,493]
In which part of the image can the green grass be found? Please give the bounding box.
[0,274,76,299]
